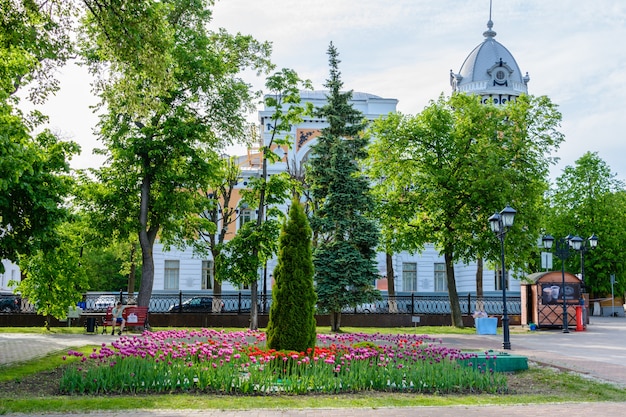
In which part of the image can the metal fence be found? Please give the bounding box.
[1,292,521,316]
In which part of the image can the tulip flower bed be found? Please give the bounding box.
[59,329,507,395]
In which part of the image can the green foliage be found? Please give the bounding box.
[81,239,141,292]
[308,43,380,329]
[545,152,626,297]
[77,0,273,306]
[267,199,317,352]
[365,93,563,327]
[0,128,79,271]
[1,0,78,272]
[15,220,90,324]
[0,0,75,104]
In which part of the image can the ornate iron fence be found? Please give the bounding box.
[3,292,521,316]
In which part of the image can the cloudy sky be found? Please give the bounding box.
[38,0,626,181]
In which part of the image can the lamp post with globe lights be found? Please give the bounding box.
[488,205,516,350]
[542,234,588,333]
[576,234,599,305]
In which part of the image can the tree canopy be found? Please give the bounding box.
[1,0,78,272]
[545,151,626,297]
[366,93,564,326]
[77,0,273,306]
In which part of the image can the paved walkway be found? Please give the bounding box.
[2,316,626,416]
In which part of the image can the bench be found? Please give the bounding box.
[101,306,149,334]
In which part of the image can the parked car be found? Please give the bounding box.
[343,303,378,313]
[0,295,20,312]
[94,295,117,311]
[168,296,224,312]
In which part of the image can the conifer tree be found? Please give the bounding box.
[307,42,380,332]
[267,199,316,352]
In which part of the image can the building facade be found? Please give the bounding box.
[151,12,531,297]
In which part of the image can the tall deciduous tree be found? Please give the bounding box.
[545,151,626,298]
[1,0,78,271]
[267,199,316,352]
[367,93,563,327]
[216,69,311,329]
[308,43,380,332]
[193,156,240,311]
[246,69,311,329]
[78,0,272,307]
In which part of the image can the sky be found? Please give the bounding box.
[35,0,626,181]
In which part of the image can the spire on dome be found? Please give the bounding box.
[483,0,497,39]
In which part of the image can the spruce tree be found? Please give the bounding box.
[266,199,316,352]
[308,42,380,332]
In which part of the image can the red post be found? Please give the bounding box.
[575,305,584,331]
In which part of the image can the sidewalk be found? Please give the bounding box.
[2,316,626,416]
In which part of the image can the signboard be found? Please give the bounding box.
[540,282,580,305]
[541,252,553,269]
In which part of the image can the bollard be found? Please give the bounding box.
[575,305,584,331]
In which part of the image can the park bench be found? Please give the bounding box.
[101,305,149,334]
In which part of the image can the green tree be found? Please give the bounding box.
[1,0,78,271]
[78,0,272,307]
[267,199,316,352]
[15,219,90,330]
[193,156,240,311]
[308,43,380,332]
[216,69,311,329]
[367,93,564,327]
[247,68,311,329]
[80,238,141,292]
[545,152,626,298]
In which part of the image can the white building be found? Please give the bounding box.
[151,13,531,296]
[1,259,20,292]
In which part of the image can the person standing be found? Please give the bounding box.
[111,301,126,335]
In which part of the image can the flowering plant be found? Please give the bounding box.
[60,329,506,395]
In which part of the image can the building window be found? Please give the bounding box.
[402,262,417,292]
[202,260,213,290]
[239,209,254,229]
[434,263,448,292]
[164,260,180,290]
[495,270,509,291]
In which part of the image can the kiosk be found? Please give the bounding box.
[521,271,584,329]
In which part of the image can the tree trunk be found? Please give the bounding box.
[212,278,223,313]
[330,310,342,332]
[249,151,268,330]
[475,257,484,312]
[386,252,398,313]
[250,281,259,330]
[137,174,158,308]
[445,251,464,327]
[127,244,137,303]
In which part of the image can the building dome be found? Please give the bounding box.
[450,16,530,105]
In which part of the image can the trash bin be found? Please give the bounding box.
[475,317,498,335]
[86,317,97,333]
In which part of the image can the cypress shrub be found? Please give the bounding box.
[266,198,317,352]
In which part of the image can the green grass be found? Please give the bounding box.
[1,326,626,414]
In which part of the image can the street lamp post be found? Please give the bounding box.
[542,234,584,333]
[489,205,516,350]
[578,234,599,305]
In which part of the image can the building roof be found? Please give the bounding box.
[299,90,383,101]
[451,16,530,98]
